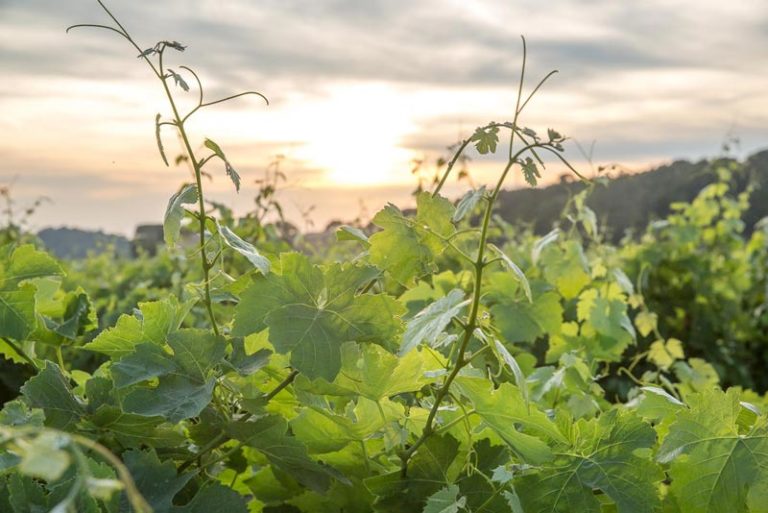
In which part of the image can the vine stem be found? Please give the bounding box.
[401,54,541,474]
[155,49,220,336]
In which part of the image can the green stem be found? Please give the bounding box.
[156,49,220,335]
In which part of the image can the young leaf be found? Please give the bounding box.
[531,228,559,265]
[521,157,540,186]
[423,485,466,513]
[163,184,197,248]
[400,289,469,355]
[452,186,486,223]
[493,339,529,410]
[167,68,189,92]
[488,243,532,302]
[204,139,241,192]
[218,223,271,274]
[470,126,499,154]
[336,225,370,246]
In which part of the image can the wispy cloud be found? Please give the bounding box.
[1,0,767,234]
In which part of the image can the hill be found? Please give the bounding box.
[495,149,768,241]
[37,227,131,259]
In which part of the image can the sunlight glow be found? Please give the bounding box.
[290,83,418,186]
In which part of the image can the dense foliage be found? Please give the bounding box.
[1,3,767,512]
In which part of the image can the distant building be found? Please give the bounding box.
[131,224,164,257]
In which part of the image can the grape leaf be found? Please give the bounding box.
[369,192,455,286]
[228,414,340,492]
[119,329,225,422]
[204,139,241,192]
[516,410,663,513]
[456,378,565,464]
[400,289,468,355]
[491,289,562,344]
[423,484,466,513]
[163,184,197,248]
[296,342,435,401]
[365,435,461,511]
[123,449,195,513]
[470,126,499,155]
[452,186,485,223]
[20,362,84,430]
[85,296,192,358]
[218,224,271,274]
[233,253,404,380]
[171,483,247,513]
[0,245,63,341]
[659,388,768,513]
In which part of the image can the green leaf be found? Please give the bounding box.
[0,400,44,428]
[521,157,540,186]
[452,186,485,223]
[488,243,532,302]
[111,343,175,389]
[228,414,339,492]
[123,449,195,513]
[491,291,562,344]
[21,362,85,430]
[336,225,370,245]
[516,410,663,513]
[18,431,71,481]
[456,378,565,464]
[233,254,404,380]
[0,245,63,340]
[85,296,192,358]
[122,377,214,423]
[492,339,529,410]
[470,126,499,154]
[365,434,460,510]
[89,406,184,448]
[540,240,590,299]
[163,184,197,248]
[298,342,435,401]
[167,68,189,91]
[659,388,768,513]
[7,474,48,513]
[218,224,270,274]
[369,192,456,285]
[172,483,247,513]
[400,289,468,355]
[423,485,466,513]
[204,138,241,192]
[225,338,271,377]
[42,292,94,340]
[119,329,224,422]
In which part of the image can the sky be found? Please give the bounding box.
[1,0,767,235]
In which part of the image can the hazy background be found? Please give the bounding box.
[2,0,767,235]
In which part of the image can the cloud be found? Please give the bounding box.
[1,0,767,234]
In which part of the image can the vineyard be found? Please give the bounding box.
[1,2,768,513]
